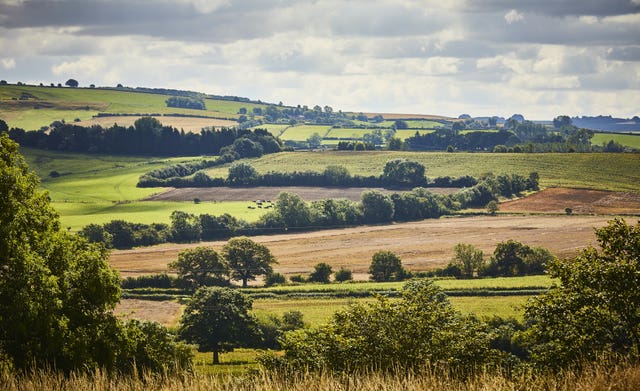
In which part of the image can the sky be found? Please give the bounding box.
[0,0,639,120]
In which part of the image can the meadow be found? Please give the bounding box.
[592,132,640,149]
[0,84,270,130]
[204,151,640,192]
[279,125,332,141]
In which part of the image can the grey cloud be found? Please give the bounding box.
[465,0,640,17]
[607,46,640,61]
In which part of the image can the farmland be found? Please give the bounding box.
[592,132,640,149]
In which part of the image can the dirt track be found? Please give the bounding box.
[110,214,623,279]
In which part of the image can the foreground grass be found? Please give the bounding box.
[205,151,640,192]
[3,361,640,390]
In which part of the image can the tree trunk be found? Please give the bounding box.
[242,277,248,288]
[213,349,219,365]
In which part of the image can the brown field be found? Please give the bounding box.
[363,112,456,121]
[500,188,640,215]
[110,214,619,279]
[113,299,182,327]
[144,186,457,202]
[75,115,236,132]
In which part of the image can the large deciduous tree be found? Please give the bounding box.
[382,158,426,187]
[169,247,230,289]
[520,218,640,370]
[222,236,277,287]
[0,134,191,372]
[369,250,406,282]
[179,287,257,364]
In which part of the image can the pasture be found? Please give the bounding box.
[0,84,269,130]
[204,151,640,192]
[279,125,332,141]
[592,132,640,149]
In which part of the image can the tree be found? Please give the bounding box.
[361,190,394,224]
[272,191,312,229]
[553,115,572,129]
[0,134,190,372]
[309,262,332,283]
[520,219,640,370]
[393,120,408,129]
[323,165,350,186]
[487,200,499,215]
[169,247,230,289]
[306,132,323,148]
[223,236,277,287]
[65,78,79,87]
[334,267,353,282]
[270,280,499,373]
[179,287,257,364]
[382,159,426,187]
[227,162,258,185]
[369,250,406,282]
[451,243,484,278]
[0,118,8,133]
[170,210,201,242]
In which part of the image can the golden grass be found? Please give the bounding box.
[3,361,640,391]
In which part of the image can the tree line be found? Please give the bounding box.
[4,117,282,157]
[85,171,538,250]
[138,159,480,189]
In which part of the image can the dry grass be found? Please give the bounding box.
[110,215,613,278]
[114,299,183,328]
[3,361,640,391]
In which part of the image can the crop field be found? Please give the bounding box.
[75,115,237,133]
[250,123,290,136]
[404,120,443,128]
[109,215,615,278]
[592,132,640,149]
[203,151,640,192]
[0,85,268,130]
[279,125,332,141]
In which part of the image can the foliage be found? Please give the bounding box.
[382,158,426,187]
[451,243,485,278]
[267,280,504,373]
[481,240,554,277]
[222,236,278,287]
[0,134,189,373]
[170,210,201,243]
[228,162,258,185]
[334,267,353,282]
[369,250,406,282]
[169,247,230,289]
[361,190,394,224]
[264,272,287,287]
[179,287,258,364]
[487,200,498,215]
[520,219,640,370]
[308,263,333,283]
[165,95,206,110]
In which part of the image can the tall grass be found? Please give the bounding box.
[3,360,640,391]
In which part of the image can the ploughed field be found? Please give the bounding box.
[144,186,458,202]
[110,214,617,279]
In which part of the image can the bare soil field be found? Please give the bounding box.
[113,299,182,327]
[76,115,236,132]
[500,188,640,215]
[110,215,619,280]
[144,186,458,202]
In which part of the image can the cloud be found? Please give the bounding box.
[504,9,524,24]
[2,58,15,69]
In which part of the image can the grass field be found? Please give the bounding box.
[0,85,270,130]
[325,128,376,139]
[279,125,332,141]
[204,151,640,192]
[592,132,640,149]
[394,129,435,139]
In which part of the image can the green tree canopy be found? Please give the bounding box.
[169,246,230,289]
[0,134,191,373]
[227,162,258,185]
[382,158,426,187]
[369,250,406,282]
[270,280,499,373]
[361,190,394,224]
[451,243,484,278]
[222,236,277,287]
[179,287,257,364]
[308,262,333,283]
[520,219,640,370]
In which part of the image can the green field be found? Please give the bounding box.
[394,129,434,140]
[204,151,640,192]
[325,128,376,139]
[279,125,332,141]
[0,85,272,130]
[592,132,640,149]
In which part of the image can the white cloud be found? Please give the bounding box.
[2,58,15,69]
[51,57,105,80]
[504,9,524,24]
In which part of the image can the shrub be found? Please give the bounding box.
[334,267,353,282]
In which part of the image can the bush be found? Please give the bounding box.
[334,267,353,282]
[290,274,306,283]
[265,272,287,287]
